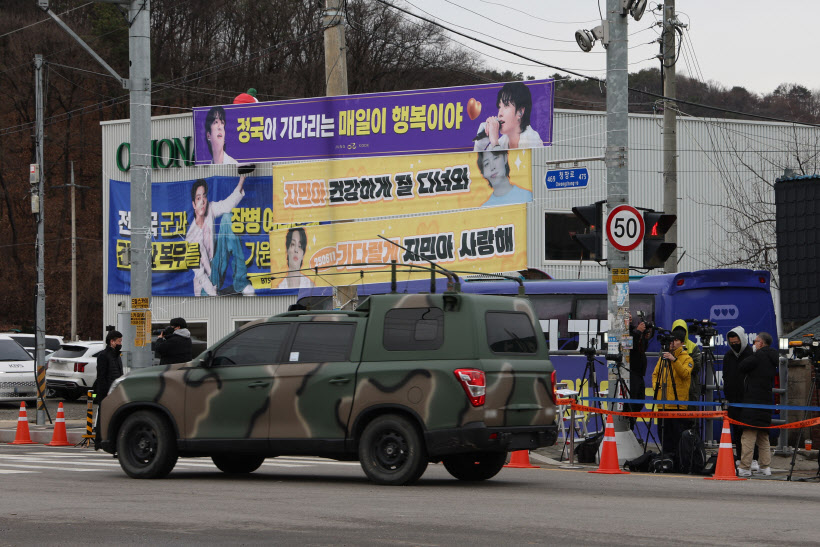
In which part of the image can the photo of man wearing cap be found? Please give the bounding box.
[152,317,193,365]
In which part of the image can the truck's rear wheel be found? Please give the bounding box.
[442,451,507,481]
[359,414,428,485]
[116,410,178,479]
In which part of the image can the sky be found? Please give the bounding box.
[400,0,820,95]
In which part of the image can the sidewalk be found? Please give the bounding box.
[533,439,820,479]
[0,419,89,445]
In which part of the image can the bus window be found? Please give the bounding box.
[529,295,573,351]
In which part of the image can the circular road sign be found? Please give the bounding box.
[606,205,644,252]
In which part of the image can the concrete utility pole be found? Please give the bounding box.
[55,162,89,341]
[128,0,153,368]
[605,0,642,461]
[323,0,349,96]
[33,54,47,425]
[662,0,678,272]
[39,0,152,367]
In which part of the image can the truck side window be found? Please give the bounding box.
[287,323,356,362]
[212,323,289,366]
[486,312,538,354]
[383,307,444,351]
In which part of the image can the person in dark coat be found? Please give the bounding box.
[723,326,753,463]
[95,330,123,406]
[627,319,653,430]
[737,332,778,476]
[152,317,193,365]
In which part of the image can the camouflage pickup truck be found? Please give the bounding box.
[97,292,558,485]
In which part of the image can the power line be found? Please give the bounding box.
[373,0,820,129]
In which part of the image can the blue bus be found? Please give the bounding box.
[297,269,777,440]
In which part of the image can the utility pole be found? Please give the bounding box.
[323,0,348,96]
[605,0,642,461]
[55,162,89,341]
[128,0,153,368]
[33,54,47,425]
[39,0,152,367]
[662,0,678,272]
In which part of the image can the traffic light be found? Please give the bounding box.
[571,200,605,260]
[642,210,677,268]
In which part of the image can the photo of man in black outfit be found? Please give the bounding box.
[152,317,193,365]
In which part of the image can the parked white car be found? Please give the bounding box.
[0,334,37,403]
[7,333,64,359]
[46,341,105,400]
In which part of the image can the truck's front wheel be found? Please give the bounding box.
[116,410,178,479]
[442,451,507,481]
[358,414,428,485]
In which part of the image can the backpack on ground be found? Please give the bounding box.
[678,427,707,474]
[624,450,656,472]
[650,453,675,473]
[700,453,718,476]
[574,432,603,464]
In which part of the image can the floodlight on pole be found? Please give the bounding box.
[575,24,608,52]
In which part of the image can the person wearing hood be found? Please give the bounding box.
[724,326,753,464]
[652,329,694,457]
[152,317,193,365]
[672,319,703,402]
[737,332,778,477]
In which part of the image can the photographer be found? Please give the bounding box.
[627,319,653,424]
[152,317,193,365]
[672,320,703,401]
[652,330,694,458]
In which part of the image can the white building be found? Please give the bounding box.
[102,109,820,348]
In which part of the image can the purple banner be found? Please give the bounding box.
[192,80,554,164]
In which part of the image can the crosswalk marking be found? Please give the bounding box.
[0,449,361,475]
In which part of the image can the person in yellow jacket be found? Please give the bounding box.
[671,319,703,401]
[652,330,694,458]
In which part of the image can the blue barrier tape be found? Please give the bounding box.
[577,396,820,412]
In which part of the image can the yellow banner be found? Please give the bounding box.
[273,150,533,223]
[254,204,527,290]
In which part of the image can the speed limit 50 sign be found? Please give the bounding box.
[605,205,644,252]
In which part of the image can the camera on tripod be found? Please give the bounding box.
[684,318,718,341]
[579,337,598,358]
[655,327,676,353]
[790,336,820,369]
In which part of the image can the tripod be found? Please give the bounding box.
[787,368,819,482]
[610,359,658,449]
[650,350,681,456]
[698,339,723,446]
[577,342,605,435]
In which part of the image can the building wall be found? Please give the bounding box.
[102,110,818,344]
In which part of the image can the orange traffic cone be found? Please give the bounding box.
[45,402,72,447]
[705,416,746,481]
[589,414,629,474]
[504,450,540,469]
[9,402,37,445]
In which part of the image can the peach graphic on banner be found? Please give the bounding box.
[467,98,482,120]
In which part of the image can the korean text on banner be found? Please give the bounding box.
[108,176,316,297]
[193,79,554,164]
[274,149,533,223]
[262,204,527,290]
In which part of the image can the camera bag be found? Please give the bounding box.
[678,427,707,474]
[574,432,603,463]
[624,450,656,472]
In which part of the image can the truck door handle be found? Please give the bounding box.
[247,381,270,389]
[328,377,350,385]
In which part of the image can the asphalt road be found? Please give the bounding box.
[0,444,818,546]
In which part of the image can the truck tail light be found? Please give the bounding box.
[549,370,557,404]
[454,368,485,407]
[773,373,781,405]
[74,362,87,373]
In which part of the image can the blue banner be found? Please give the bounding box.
[108,175,300,296]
